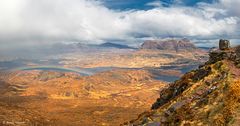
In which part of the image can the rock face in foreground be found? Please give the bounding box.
[208,40,240,67]
[124,40,240,126]
[140,39,197,52]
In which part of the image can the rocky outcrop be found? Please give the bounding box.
[140,39,197,52]
[207,40,240,67]
[219,39,230,50]
[124,39,240,126]
[151,66,211,110]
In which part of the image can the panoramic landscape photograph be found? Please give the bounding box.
[0,0,240,126]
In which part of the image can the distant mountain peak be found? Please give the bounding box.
[99,42,135,49]
[140,38,197,52]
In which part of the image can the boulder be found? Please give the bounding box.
[219,39,230,50]
[236,46,240,58]
[207,40,236,64]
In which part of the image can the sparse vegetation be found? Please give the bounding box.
[125,42,240,126]
[0,69,166,126]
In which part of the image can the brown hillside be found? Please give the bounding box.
[124,40,240,126]
[0,69,166,126]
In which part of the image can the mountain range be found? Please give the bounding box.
[140,38,198,52]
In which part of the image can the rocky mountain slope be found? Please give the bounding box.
[140,39,198,52]
[124,40,240,126]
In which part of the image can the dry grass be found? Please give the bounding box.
[222,79,240,124]
[0,69,167,126]
[228,80,240,99]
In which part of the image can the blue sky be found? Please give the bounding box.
[102,0,216,10]
[0,0,239,48]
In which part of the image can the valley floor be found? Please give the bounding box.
[0,69,166,126]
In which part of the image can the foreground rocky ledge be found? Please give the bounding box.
[124,40,240,126]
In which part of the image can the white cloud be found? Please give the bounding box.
[0,0,239,48]
[145,0,164,7]
[220,0,240,16]
[128,7,237,38]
